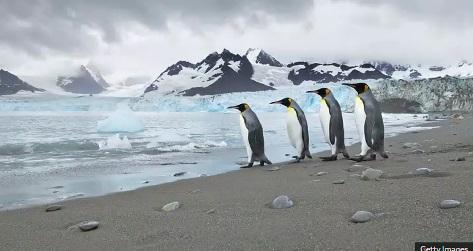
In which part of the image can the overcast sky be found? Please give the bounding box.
[1,0,472,84]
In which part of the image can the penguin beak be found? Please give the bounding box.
[307,89,322,96]
[342,83,355,88]
[227,105,238,109]
[269,100,282,105]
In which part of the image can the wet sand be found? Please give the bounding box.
[0,115,472,250]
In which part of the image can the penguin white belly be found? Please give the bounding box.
[239,115,252,163]
[354,96,370,155]
[319,99,332,146]
[286,108,303,154]
[319,100,337,155]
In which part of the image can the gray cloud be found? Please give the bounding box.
[0,0,312,56]
[344,0,473,28]
[1,0,472,85]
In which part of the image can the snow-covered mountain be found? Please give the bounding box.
[143,48,391,96]
[56,65,109,94]
[0,69,44,95]
[371,61,473,79]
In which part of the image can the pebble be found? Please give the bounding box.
[457,157,466,161]
[190,189,201,194]
[315,171,328,176]
[439,200,461,209]
[45,204,63,212]
[402,142,422,149]
[271,195,294,209]
[346,164,368,172]
[78,221,99,232]
[361,168,383,180]
[142,181,150,184]
[264,166,280,171]
[411,149,425,154]
[173,172,186,177]
[451,113,464,120]
[332,180,345,184]
[414,168,433,175]
[206,209,216,214]
[351,211,374,223]
[350,174,362,178]
[162,201,180,212]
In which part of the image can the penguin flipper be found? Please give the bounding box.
[363,111,375,149]
[248,127,264,154]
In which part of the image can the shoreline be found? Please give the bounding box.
[0,113,435,212]
[1,116,472,250]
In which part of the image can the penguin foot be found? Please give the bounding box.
[240,163,254,168]
[349,154,376,162]
[259,161,265,166]
[320,155,337,161]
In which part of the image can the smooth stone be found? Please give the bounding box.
[457,157,466,161]
[271,195,294,209]
[411,149,425,154]
[414,168,433,175]
[346,164,368,172]
[142,181,150,184]
[78,221,99,231]
[361,168,383,180]
[402,142,422,149]
[264,166,280,171]
[350,174,362,178]
[451,113,464,120]
[440,200,461,209]
[206,209,216,214]
[162,201,180,212]
[45,204,63,212]
[316,171,328,176]
[173,172,186,177]
[351,211,374,223]
[333,180,345,184]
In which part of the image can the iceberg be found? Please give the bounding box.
[98,134,132,150]
[97,102,145,133]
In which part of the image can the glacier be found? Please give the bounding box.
[97,102,145,132]
[1,77,472,113]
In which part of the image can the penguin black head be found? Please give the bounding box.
[227,103,249,112]
[306,88,331,98]
[342,83,370,94]
[270,98,292,107]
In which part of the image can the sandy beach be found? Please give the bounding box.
[0,115,472,250]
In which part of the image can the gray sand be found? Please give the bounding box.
[1,116,472,250]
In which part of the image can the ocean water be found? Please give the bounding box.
[0,99,434,210]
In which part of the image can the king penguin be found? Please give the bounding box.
[227,103,272,168]
[270,98,312,162]
[306,88,349,161]
[342,83,389,161]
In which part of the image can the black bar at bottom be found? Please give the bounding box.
[415,242,473,251]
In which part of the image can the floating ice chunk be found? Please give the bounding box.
[98,134,132,150]
[97,103,144,133]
